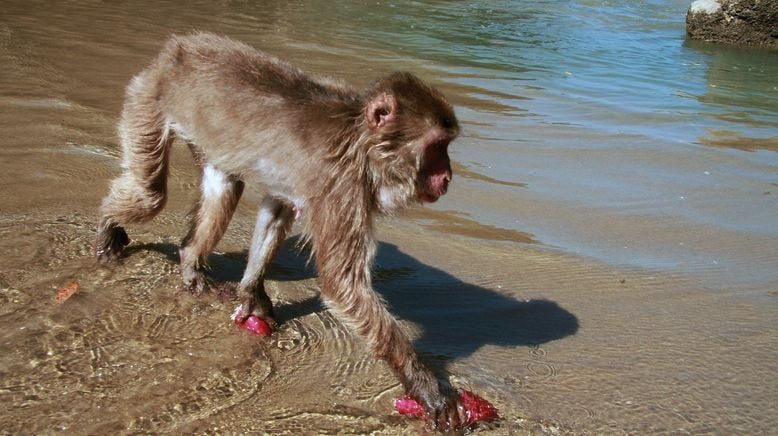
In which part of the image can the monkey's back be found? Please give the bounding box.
[138,32,364,194]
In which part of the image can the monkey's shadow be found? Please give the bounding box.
[369,242,579,374]
[133,236,578,373]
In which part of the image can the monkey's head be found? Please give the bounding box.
[364,72,459,214]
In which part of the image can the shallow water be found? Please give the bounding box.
[1,1,777,434]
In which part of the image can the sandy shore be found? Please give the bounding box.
[2,148,776,433]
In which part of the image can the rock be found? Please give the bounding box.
[690,0,721,14]
[686,0,778,47]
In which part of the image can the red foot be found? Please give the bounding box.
[395,389,499,426]
[231,306,272,336]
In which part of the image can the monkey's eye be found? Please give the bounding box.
[441,117,454,129]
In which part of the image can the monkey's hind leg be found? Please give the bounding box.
[179,165,244,294]
[235,196,294,328]
[96,73,173,263]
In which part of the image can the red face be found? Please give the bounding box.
[419,135,453,203]
[363,73,459,207]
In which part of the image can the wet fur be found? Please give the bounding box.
[95,32,462,429]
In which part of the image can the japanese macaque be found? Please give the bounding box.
[95,32,462,429]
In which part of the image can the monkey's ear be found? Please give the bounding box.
[366,92,397,130]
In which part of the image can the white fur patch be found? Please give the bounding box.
[690,0,720,14]
[378,186,402,212]
[165,116,193,143]
[202,165,227,198]
[254,158,282,181]
[230,304,243,321]
[255,205,276,228]
[127,74,146,94]
[254,158,305,213]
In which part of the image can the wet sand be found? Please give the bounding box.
[4,196,777,434]
[2,2,778,434]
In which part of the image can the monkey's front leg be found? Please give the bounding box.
[316,246,466,430]
[234,197,294,328]
[393,344,466,431]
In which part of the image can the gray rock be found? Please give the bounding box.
[690,0,721,14]
[686,0,778,47]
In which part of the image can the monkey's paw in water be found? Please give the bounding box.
[231,305,272,336]
[395,389,499,427]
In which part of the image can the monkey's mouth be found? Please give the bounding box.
[419,191,439,203]
[419,184,447,203]
[421,171,451,203]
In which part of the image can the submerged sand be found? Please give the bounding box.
[4,186,777,434]
[2,2,777,434]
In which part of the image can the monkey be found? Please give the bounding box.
[95,32,463,430]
